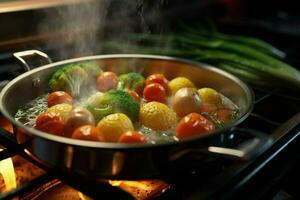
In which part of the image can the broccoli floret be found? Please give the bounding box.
[85,89,140,122]
[78,61,102,80]
[117,72,145,94]
[49,65,88,97]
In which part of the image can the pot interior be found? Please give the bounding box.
[0,54,253,141]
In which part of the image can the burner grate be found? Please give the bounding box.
[0,127,134,200]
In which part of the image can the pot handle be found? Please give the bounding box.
[13,50,52,72]
[206,128,273,160]
[169,128,273,162]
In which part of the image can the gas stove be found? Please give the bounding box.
[0,1,300,200]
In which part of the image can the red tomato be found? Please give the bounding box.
[143,83,166,103]
[145,74,169,93]
[96,71,118,92]
[176,113,215,139]
[126,89,141,102]
[35,112,65,136]
[118,131,148,144]
[47,91,73,107]
[72,125,104,141]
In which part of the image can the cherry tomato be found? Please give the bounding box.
[96,71,118,92]
[118,131,148,144]
[35,112,65,136]
[47,103,72,122]
[145,74,169,93]
[47,91,73,107]
[176,113,215,140]
[72,125,104,141]
[126,89,141,102]
[143,83,166,103]
[64,107,96,137]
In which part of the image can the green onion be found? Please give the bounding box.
[103,24,300,93]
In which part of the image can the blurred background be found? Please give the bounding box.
[1,0,300,87]
[1,0,300,55]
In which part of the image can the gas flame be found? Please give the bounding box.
[78,192,89,200]
[108,180,149,190]
[0,149,17,192]
[108,179,170,199]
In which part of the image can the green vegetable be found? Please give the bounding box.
[78,61,102,80]
[104,25,300,93]
[192,49,300,89]
[85,89,140,122]
[230,109,240,121]
[49,65,88,97]
[128,33,298,82]
[177,22,286,59]
[117,72,145,93]
[217,63,271,88]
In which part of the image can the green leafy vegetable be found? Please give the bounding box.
[49,65,88,97]
[49,62,102,97]
[117,72,145,93]
[79,61,102,80]
[84,89,140,122]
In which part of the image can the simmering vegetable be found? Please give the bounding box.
[168,77,195,94]
[35,112,65,136]
[143,83,167,103]
[145,74,169,93]
[72,125,104,141]
[47,103,72,122]
[118,131,148,144]
[139,102,178,131]
[176,113,215,139]
[49,64,91,97]
[47,91,74,107]
[172,87,202,117]
[198,88,221,105]
[64,107,96,137]
[84,89,140,122]
[15,64,241,144]
[97,113,134,142]
[96,71,118,92]
[117,72,145,94]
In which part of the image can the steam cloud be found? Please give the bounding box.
[37,0,169,59]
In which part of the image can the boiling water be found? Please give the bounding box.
[13,94,177,143]
[15,95,48,127]
[14,92,239,144]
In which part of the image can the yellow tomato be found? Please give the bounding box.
[168,77,194,94]
[47,103,72,122]
[97,113,134,142]
[139,102,177,131]
[198,88,221,105]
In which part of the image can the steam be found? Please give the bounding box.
[37,0,169,58]
[37,0,108,58]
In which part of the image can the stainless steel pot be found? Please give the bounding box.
[0,50,272,179]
